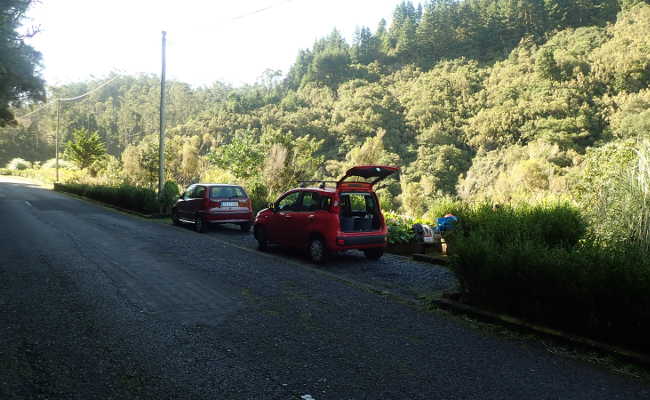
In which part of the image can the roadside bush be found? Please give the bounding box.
[54,183,158,214]
[42,158,77,170]
[6,158,32,170]
[449,201,650,352]
[246,179,270,213]
[452,201,586,249]
[159,180,180,214]
[384,212,416,244]
[453,234,650,351]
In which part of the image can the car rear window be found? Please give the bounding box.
[210,186,247,199]
[340,192,377,214]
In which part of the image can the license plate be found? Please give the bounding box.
[221,201,238,207]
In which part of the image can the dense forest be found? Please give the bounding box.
[3,0,650,218]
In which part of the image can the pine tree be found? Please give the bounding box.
[64,128,107,170]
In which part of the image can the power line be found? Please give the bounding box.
[14,75,120,121]
[15,101,51,120]
[58,75,120,102]
[231,0,294,21]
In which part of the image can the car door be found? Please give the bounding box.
[187,185,207,218]
[177,185,195,220]
[291,191,321,247]
[268,191,302,245]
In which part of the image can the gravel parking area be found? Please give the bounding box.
[191,223,458,301]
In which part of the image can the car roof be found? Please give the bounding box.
[292,186,373,194]
[293,186,336,194]
[195,183,243,187]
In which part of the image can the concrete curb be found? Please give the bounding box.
[431,297,650,366]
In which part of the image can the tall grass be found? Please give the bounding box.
[586,140,650,252]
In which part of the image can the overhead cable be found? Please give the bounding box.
[232,0,294,20]
[14,75,120,121]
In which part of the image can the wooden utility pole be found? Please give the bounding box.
[159,31,167,200]
[55,99,60,183]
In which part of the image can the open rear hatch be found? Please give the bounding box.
[337,166,399,233]
[338,165,399,186]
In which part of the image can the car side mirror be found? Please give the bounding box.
[267,202,275,211]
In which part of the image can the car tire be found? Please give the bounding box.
[308,237,327,264]
[171,210,181,226]
[255,226,268,251]
[240,222,251,232]
[195,215,207,233]
[364,248,384,260]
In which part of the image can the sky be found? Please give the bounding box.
[23,0,400,88]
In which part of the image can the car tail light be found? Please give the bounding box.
[337,239,345,246]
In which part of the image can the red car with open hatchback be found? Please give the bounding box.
[253,165,398,263]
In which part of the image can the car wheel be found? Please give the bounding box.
[195,215,207,233]
[255,226,268,251]
[171,209,181,226]
[308,237,327,264]
[364,248,384,260]
[240,222,251,232]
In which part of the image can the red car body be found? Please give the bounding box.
[253,165,399,262]
[172,184,253,233]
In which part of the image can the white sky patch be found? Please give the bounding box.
[22,0,398,87]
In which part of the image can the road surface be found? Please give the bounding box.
[1,177,648,399]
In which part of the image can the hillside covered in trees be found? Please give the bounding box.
[3,0,650,218]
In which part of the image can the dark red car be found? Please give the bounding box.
[172,184,253,233]
[253,165,398,263]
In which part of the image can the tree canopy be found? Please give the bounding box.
[0,0,44,126]
[4,0,650,218]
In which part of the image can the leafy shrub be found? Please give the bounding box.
[54,183,158,214]
[452,201,586,249]
[6,158,31,170]
[449,201,650,351]
[384,212,417,244]
[42,158,77,170]
[159,180,180,213]
[245,179,270,213]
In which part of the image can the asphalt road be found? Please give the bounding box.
[1,176,648,400]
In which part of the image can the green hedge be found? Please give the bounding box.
[384,212,417,244]
[450,202,650,352]
[54,183,159,214]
